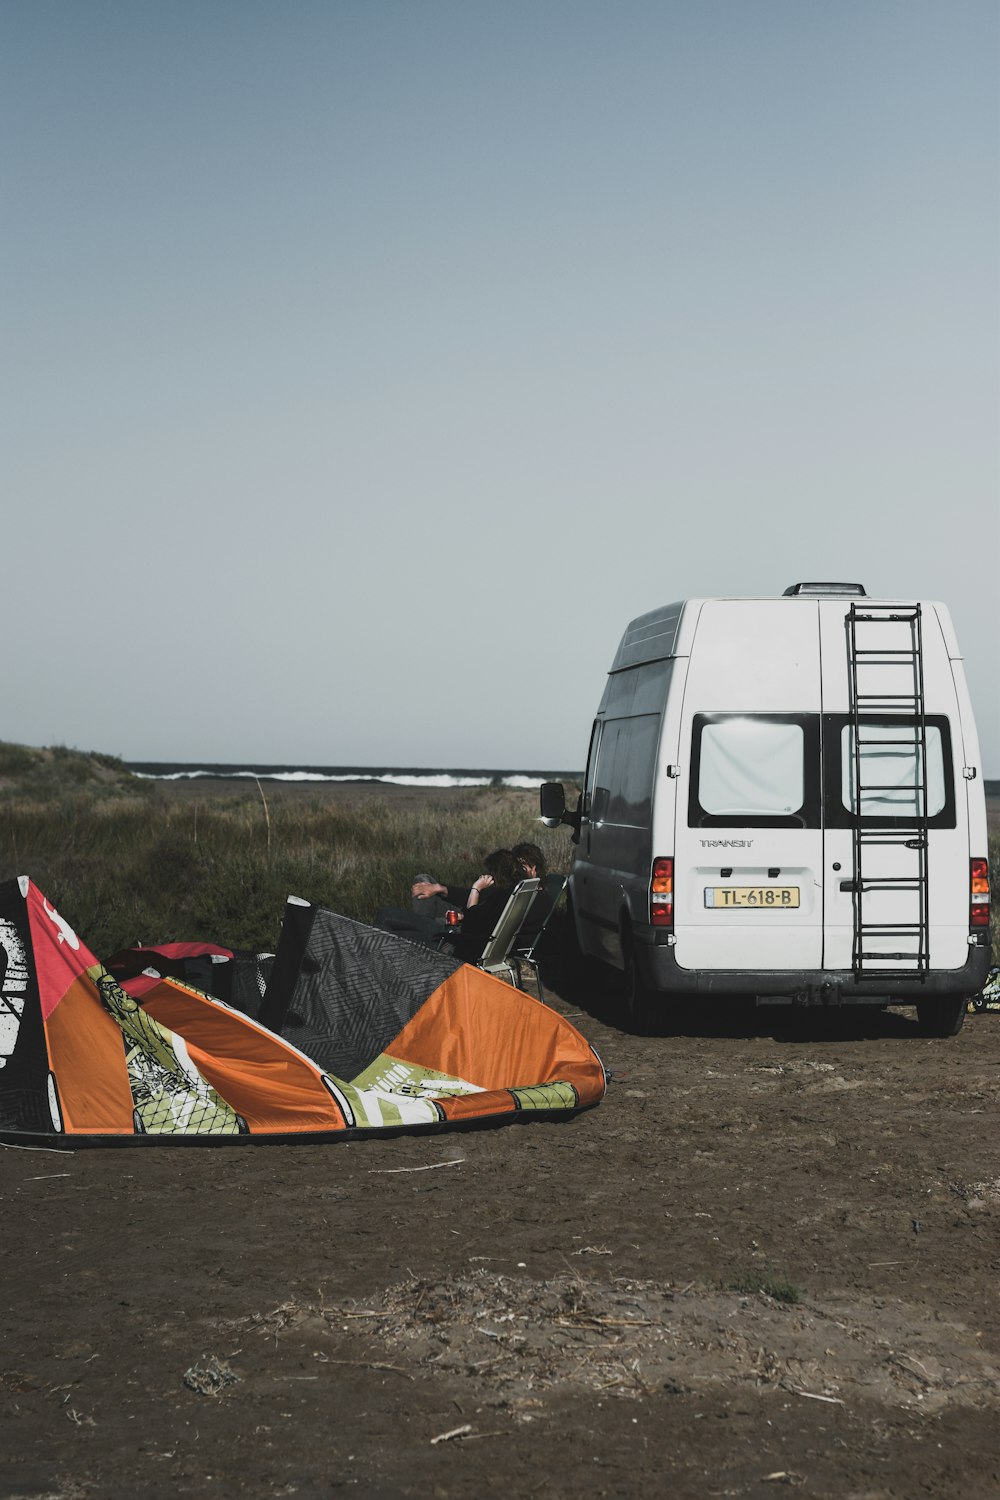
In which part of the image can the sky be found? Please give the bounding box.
[3,0,998,772]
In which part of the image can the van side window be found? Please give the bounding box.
[589,722,616,824]
[689,714,820,828]
[823,716,955,828]
[582,719,603,821]
[606,715,660,826]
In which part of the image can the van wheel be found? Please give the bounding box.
[621,929,655,1035]
[557,890,587,986]
[915,996,966,1037]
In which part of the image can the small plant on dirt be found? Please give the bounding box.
[724,1267,804,1304]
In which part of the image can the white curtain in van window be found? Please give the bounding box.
[699,720,804,817]
[841,724,945,817]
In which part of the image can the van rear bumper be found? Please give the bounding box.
[634,931,992,1004]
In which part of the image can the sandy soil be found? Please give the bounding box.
[2,783,998,1500]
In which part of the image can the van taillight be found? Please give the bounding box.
[970,859,991,928]
[651,858,673,928]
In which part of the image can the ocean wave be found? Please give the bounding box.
[129,767,572,790]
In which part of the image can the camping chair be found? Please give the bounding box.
[474,878,541,989]
[513,873,569,1003]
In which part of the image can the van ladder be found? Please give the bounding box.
[845,602,930,980]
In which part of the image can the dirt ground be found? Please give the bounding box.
[2,785,999,1500]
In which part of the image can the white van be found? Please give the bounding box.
[541,583,992,1035]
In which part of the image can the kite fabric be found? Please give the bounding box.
[969,967,1000,1013]
[0,878,606,1145]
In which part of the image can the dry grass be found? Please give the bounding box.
[0,742,996,966]
[238,1270,1000,1414]
[0,746,573,956]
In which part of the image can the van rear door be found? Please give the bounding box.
[672,601,824,973]
[818,603,969,973]
[819,713,963,971]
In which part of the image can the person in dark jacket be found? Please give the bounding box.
[375,849,523,961]
[441,848,523,962]
[511,842,554,952]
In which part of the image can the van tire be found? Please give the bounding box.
[915,996,966,1037]
[621,928,655,1035]
[558,890,587,982]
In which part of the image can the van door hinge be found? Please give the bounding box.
[963,766,977,780]
[666,765,681,778]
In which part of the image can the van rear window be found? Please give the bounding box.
[823,716,955,829]
[689,715,820,828]
[689,714,956,830]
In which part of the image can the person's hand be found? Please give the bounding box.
[466,873,494,907]
[412,881,445,899]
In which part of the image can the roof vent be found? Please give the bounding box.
[782,581,867,597]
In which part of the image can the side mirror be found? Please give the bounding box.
[539,781,566,826]
[540,781,582,837]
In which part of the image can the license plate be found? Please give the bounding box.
[705,887,800,909]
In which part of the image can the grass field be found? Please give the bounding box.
[1,742,996,966]
[0,743,574,956]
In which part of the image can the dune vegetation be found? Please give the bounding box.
[0,742,996,967]
[0,743,574,958]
